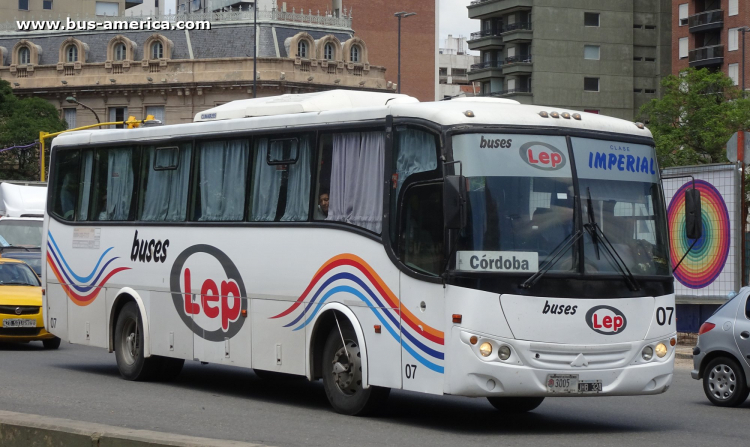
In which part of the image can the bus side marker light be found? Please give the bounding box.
[241,309,248,318]
[539,111,549,118]
[655,343,667,358]
[561,112,571,119]
[452,314,462,324]
[479,342,492,357]
[374,325,381,334]
[670,338,676,347]
[550,111,560,119]
[469,336,478,345]
[572,113,582,120]
[464,110,475,118]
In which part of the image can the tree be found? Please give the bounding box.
[0,79,67,180]
[638,68,750,168]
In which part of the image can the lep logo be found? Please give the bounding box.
[170,245,247,341]
[519,142,567,171]
[585,305,627,335]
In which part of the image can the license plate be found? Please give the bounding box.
[578,380,603,393]
[547,375,603,394]
[2,318,36,328]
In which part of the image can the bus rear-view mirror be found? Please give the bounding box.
[685,188,702,240]
[444,175,467,230]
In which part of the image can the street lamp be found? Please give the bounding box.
[394,11,416,94]
[741,27,750,92]
[65,96,100,124]
[253,1,258,98]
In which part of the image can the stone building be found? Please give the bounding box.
[673,0,749,88]
[467,0,672,120]
[0,9,390,129]
[1,0,142,18]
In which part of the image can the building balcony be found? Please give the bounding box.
[469,60,504,81]
[502,22,533,43]
[688,10,724,33]
[689,44,724,68]
[468,29,504,51]
[482,87,532,97]
[468,0,533,20]
[503,55,532,74]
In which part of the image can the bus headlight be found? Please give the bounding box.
[498,345,511,360]
[479,342,492,357]
[655,343,668,358]
[641,346,653,361]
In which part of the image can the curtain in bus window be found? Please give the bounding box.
[75,151,93,221]
[280,136,312,221]
[395,129,437,197]
[105,149,134,220]
[198,139,248,221]
[141,146,191,221]
[328,131,384,233]
[250,139,283,221]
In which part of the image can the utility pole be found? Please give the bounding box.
[394,11,416,94]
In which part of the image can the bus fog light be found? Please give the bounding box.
[655,343,668,358]
[642,346,653,361]
[479,342,492,357]
[498,345,511,360]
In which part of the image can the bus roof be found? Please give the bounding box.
[50,91,652,149]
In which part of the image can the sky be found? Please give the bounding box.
[439,0,476,46]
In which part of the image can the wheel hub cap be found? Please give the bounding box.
[708,364,736,400]
[331,340,361,395]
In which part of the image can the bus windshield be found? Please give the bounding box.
[452,134,576,274]
[450,133,668,277]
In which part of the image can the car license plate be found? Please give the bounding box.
[547,375,603,394]
[577,380,603,393]
[2,318,36,328]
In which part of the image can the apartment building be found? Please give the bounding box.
[467,0,672,120]
[439,35,479,99]
[673,0,749,88]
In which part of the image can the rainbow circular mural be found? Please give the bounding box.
[667,180,730,289]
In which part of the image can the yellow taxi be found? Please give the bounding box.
[0,258,60,349]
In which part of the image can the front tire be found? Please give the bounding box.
[321,325,389,415]
[114,302,159,381]
[42,337,61,350]
[487,396,545,413]
[703,357,749,407]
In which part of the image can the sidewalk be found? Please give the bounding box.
[675,345,694,360]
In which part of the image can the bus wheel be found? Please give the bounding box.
[114,302,159,381]
[322,325,389,415]
[487,396,545,413]
[42,337,61,350]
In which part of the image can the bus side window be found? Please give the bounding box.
[390,128,439,247]
[77,150,93,221]
[91,147,139,221]
[318,131,385,233]
[50,150,81,221]
[139,144,192,222]
[249,135,312,222]
[399,182,444,276]
[192,138,249,222]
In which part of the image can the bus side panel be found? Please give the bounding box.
[147,291,194,361]
[67,287,107,348]
[251,298,304,374]
[44,283,68,341]
[193,295,252,367]
[347,304,402,389]
[399,275,445,395]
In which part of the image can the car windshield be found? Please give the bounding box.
[1,254,41,276]
[0,263,40,286]
[452,134,576,274]
[0,220,43,247]
[572,138,669,276]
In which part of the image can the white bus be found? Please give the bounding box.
[43,90,680,415]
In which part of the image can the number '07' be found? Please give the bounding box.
[656,307,674,326]
[405,364,417,379]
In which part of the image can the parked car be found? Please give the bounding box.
[692,287,750,406]
[0,258,60,349]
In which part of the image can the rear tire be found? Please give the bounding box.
[42,337,61,350]
[703,357,749,407]
[321,325,389,415]
[487,396,545,413]
[114,302,159,381]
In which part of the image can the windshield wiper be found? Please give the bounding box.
[584,188,640,291]
[521,229,584,289]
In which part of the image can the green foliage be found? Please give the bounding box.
[0,79,67,180]
[638,68,750,168]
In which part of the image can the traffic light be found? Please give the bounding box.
[125,116,140,129]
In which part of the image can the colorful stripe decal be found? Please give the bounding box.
[272,254,445,373]
[46,231,130,307]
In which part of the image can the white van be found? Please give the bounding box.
[0,182,46,274]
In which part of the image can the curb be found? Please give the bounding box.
[0,410,267,447]
[675,347,693,360]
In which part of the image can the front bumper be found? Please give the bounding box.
[0,311,54,342]
[446,328,675,397]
